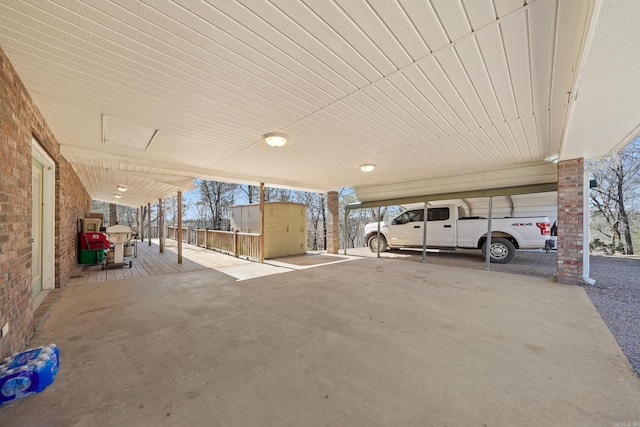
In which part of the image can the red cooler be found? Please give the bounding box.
[78,232,111,264]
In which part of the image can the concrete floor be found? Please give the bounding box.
[1,258,639,426]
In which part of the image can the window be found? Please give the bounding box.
[393,209,424,225]
[427,208,449,221]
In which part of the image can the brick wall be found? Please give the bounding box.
[1,47,91,357]
[556,158,584,285]
[326,191,339,254]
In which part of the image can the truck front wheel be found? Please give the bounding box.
[368,234,388,252]
[482,237,516,264]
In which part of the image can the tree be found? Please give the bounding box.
[589,137,640,254]
[239,185,257,204]
[198,180,237,230]
[91,201,137,228]
[109,203,117,226]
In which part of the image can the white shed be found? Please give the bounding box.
[231,202,307,259]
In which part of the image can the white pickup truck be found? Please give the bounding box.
[364,204,553,263]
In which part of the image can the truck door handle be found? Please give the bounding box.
[443,225,452,228]
[413,225,421,228]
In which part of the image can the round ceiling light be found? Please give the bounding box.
[113,194,122,199]
[117,185,127,192]
[264,132,288,147]
[359,164,376,172]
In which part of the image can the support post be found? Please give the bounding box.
[557,158,585,284]
[159,198,164,253]
[177,191,182,264]
[422,201,428,263]
[343,208,349,255]
[376,206,381,258]
[234,230,239,258]
[139,206,144,242]
[259,183,265,263]
[147,202,152,246]
[326,191,339,254]
[485,196,493,270]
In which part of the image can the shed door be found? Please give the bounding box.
[288,205,306,254]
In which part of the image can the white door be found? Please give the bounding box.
[31,140,55,308]
[32,158,43,298]
[426,207,456,247]
[388,209,424,246]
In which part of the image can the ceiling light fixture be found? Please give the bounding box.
[117,185,127,192]
[264,132,287,147]
[114,194,122,198]
[359,164,376,172]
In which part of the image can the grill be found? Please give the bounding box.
[105,224,134,269]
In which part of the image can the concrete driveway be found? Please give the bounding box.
[1,258,639,426]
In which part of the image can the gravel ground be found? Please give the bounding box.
[346,247,640,377]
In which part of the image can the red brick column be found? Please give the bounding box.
[557,158,584,285]
[326,191,339,254]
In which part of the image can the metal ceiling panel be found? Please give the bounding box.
[269,0,380,84]
[463,0,497,30]
[418,56,479,131]
[528,0,557,114]
[401,65,468,135]
[306,0,396,76]
[376,78,447,140]
[454,37,504,126]
[398,0,449,51]
[474,28,519,122]
[367,0,430,61]
[500,12,534,118]
[494,0,530,18]
[430,0,471,42]
[437,46,492,129]
[334,0,413,68]
[361,82,440,141]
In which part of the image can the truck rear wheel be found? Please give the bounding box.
[368,235,388,252]
[482,237,516,264]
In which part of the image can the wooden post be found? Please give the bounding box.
[259,183,265,263]
[139,206,144,242]
[343,207,348,255]
[234,230,239,258]
[147,202,152,246]
[159,198,164,253]
[177,191,182,264]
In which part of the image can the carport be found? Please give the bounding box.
[3,0,638,287]
[343,167,559,268]
[2,1,640,422]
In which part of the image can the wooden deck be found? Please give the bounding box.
[66,238,251,285]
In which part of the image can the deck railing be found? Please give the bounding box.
[167,226,261,261]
